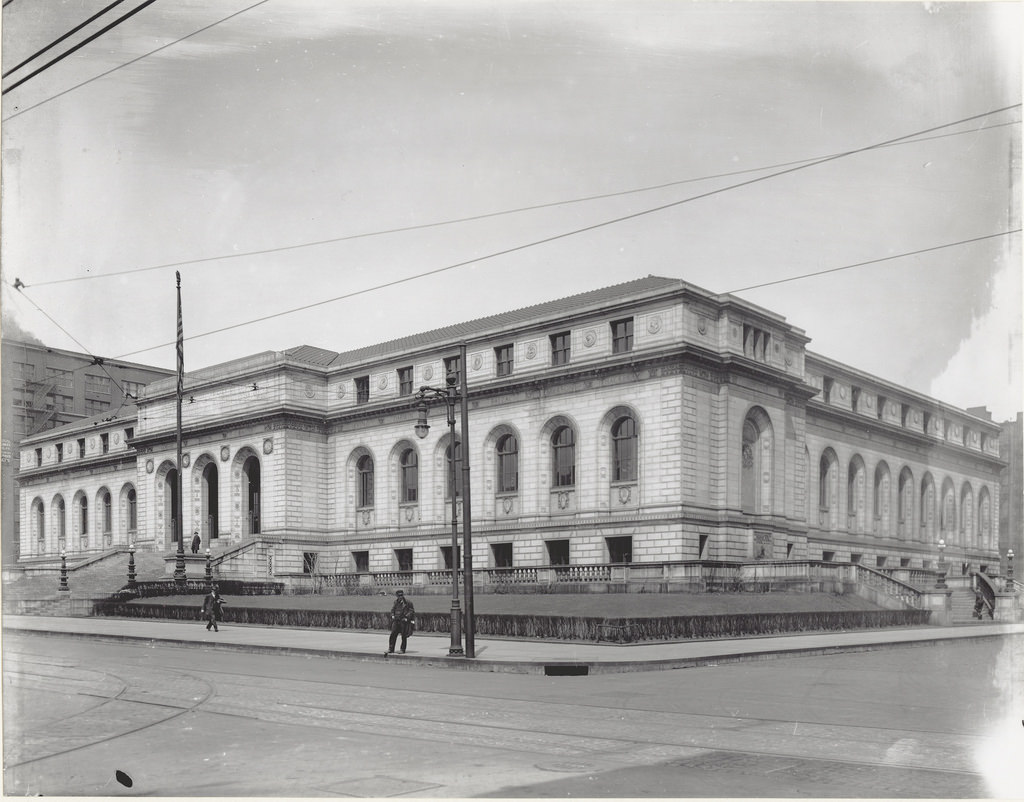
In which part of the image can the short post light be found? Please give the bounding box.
[205,547,213,587]
[936,539,947,589]
[127,543,137,589]
[1007,548,1015,592]
[58,550,69,592]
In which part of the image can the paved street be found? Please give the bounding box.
[3,631,1022,797]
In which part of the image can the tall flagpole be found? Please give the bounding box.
[173,271,187,584]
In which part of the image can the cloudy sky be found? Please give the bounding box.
[2,1,1020,419]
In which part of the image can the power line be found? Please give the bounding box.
[2,0,160,95]
[11,105,1021,362]
[3,0,129,79]
[726,229,1021,295]
[22,116,1021,290]
[2,0,272,118]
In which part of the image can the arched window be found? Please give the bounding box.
[611,416,638,482]
[920,475,936,542]
[34,499,45,543]
[818,454,832,509]
[978,490,992,549]
[873,463,890,536]
[847,458,865,533]
[101,490,112,536]
[79,496,89,536]
[741,410,774,515]
[400,449,418,503]
[446,442,463,499]
[357,455,374,508]
[127,488,138,535]
[551,426,575,488]
[56,497,66,542]
[898,468,913,538]
[496,434,518,493]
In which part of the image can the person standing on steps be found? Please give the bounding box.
[202,586,226,632]
[191,532,201,554]
[387,589,415,654]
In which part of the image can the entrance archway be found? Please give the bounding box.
[202,462,220,541]
[241,455,261,535]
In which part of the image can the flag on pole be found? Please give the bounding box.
[176,271,183,398]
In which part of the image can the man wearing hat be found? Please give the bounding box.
[387,589,416,654]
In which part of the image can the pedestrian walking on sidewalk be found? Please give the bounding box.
[202,586,226,632]
[387,589,415,654]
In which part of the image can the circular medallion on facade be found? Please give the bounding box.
[583,330,597,348]
[182,453,190,468]
[361,510,370,525]
[263,438,273,455]
[221,445,231,461]
[423,365,434,381]
[648,315,663,334]
[525,343,537,360]
[617,486,632,505]
[146,459,154,474]
[336,383,346,399]
[304,383,315,398]
[405,506,415,522]
[697,318,707,335]
[378,375,388,390]
[502,497,514,514]
[784,353,793,367]
[472,354,483,371]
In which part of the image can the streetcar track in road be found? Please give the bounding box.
[3,669,218,770]
[185,663,994,745]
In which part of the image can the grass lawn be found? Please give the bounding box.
[137,590,883,617]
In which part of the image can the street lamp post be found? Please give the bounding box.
[1007,548,1015,592]
[127,543,137,589]
[936,539,947,589]
[205,547,213,588]
[58,550,69,592]
[415,368,463,656]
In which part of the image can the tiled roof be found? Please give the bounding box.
[283,345,341,367]
[331,275,686,366]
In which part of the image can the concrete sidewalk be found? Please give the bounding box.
[5,615,1022,674]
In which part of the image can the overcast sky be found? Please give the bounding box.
[2,1,1020,419]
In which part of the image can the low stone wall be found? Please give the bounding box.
[90,601,931,642]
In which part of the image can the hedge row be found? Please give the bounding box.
[91,602,931,641]
[109,580,284,599]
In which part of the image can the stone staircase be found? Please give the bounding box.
[949,586,993,623]
[2,550,167,606]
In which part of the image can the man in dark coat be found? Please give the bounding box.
[387,589,415,654]
[202,586,226,632]
[191,532,201,554]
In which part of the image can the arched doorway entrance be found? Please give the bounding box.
[202,462,219,541]
[164,468,180,548]
[242,456,261,535]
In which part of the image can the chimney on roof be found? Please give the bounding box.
[966,406,992,421]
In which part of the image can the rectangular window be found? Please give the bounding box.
[550,331,571,366]
[851,386,861,411]
[85,398,107,415]
[122,380,144,398]
[355,376,370,404]
[822,377,834,404]
[611,318,634,354]
[35,448,42,467]
[606,536,632,564]
[78,438,86,458]
[546,539,569,566]
[822,551,835,562]
[13,361,36,379]
[877,395,887,420]
[51,393,74,413]
[85,374,111,394]
[52,369,73,388]
[125,427,134,441]
[303,552,319,574]
[101,433,109,453]
[443,355,462,387]
[397,366,414,396]
[56,443,63,463]
[876,556,887,569]
[441,545,460,570]
[395,548,413,572]
[352,550,369,573]
[495,344,514,377]
[491,542,513,568]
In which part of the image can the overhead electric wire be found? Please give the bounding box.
[2,0,273,118]
[3,0,129,79]
[21,115,1021,290]
[2,0,160,95]
[9,104,1020,362]
[726,229,1021,295]
[9,289,136,400]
